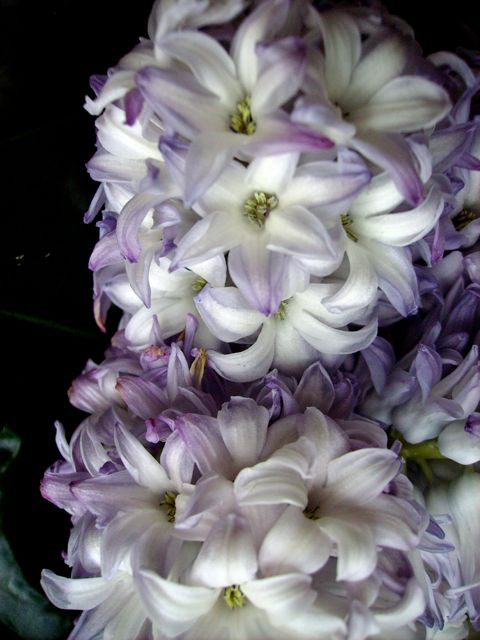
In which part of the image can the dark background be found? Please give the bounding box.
[0,0,479,638]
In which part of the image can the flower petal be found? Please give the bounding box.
[194,285,264,342]
[351,131,423,206]
[353,76,451,134]
[228,239,290,315]
[135,570,219,637]
[157,31,240,104]
[259,505,331,574]
[136,66,226,138]
[251,37,306,115]
[114,422,172,494]
[190,514,258,587]
[206,321,275,382]
[217,397,269,469]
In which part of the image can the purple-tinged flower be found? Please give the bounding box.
[294,7,451,205]
[136,0,334,205]
[195,281,377,382]
[168,149,370,312]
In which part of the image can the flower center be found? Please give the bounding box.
[303,505,321,520]
[453,209,477,230]
[190,347,208,387]
[160,490,178,523]
[243,192,279,228]
[274,300,289,320]
[230,96,256,135]
[191,276,207,293]
[224,585,246,609]
[341,213,358,242]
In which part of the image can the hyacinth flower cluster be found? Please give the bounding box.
[41,0,480,638]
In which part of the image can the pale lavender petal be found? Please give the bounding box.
[259,505,331,574]
[116,193,165,262]
[207,321,275,383]
[230,0,289,91]
[363,240,419,316]
[136,66,226,138]
[267,205,338,261]
[190,514,258,587]
[135,570,219,637]
[351,131,423,206]
[174,414,232,477]
[194,284,264,341]
[353,76,451,133]
[217,397,269,469]
[41,570,112,610]
[171,212,243,269]
[245,112,334,156]
[184,131,244,206]
[251,37,306,115]
[114,423,172,494]
[116,375,168,419]
[228,239,290,315]
[157,31,240,104]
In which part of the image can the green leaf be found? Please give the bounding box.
[0,427,72,639]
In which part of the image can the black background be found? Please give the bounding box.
[1,0,479,638]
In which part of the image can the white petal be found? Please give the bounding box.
[190,514,258,587]
[267,205,338,260]
[259,506,331,574]
[349,172,404,218]
[242,574,316,622]
[114,422,172,494]
[194,285,264,342]
[246,153,299,194]
[289,307,377,355]
[135,570,219,637]
[374,579,425,632]
[325,448,402,505]
[323,242,378,313]
[319,516,377,581]
[172,212,244,269]
[272,317,319,376]
[230,0,289,91]
[438,420,480,464]
[353,76,451,133]
[41,570,112,610]
[217,398,269,469]
[316,10,361,102]
[341,32,410,110]
[207,321,275,383]
[157,31,241,105]
[354,186,444,246]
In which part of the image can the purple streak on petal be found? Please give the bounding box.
[352,131,423,207]
[145,416,175,444]
[175,414,232,477]
[124,88,145,126]
[89,232,122,271]
[411,344,443,402]
[90,74,107,95]
[246,112,334,156]
[116,193,165,262]
[361,337,395,395]
[116,375,168,420]
[465,413,480,436]
[294,361,335,413]
[228,242,288,315]
[84,185,105,224]
[251,37,306,115]
[456,152,480,171]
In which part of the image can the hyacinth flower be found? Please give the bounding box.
[135,0,335,206]
[40,0,480,638]
[42,378,429,639]
[294,6,452,205]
